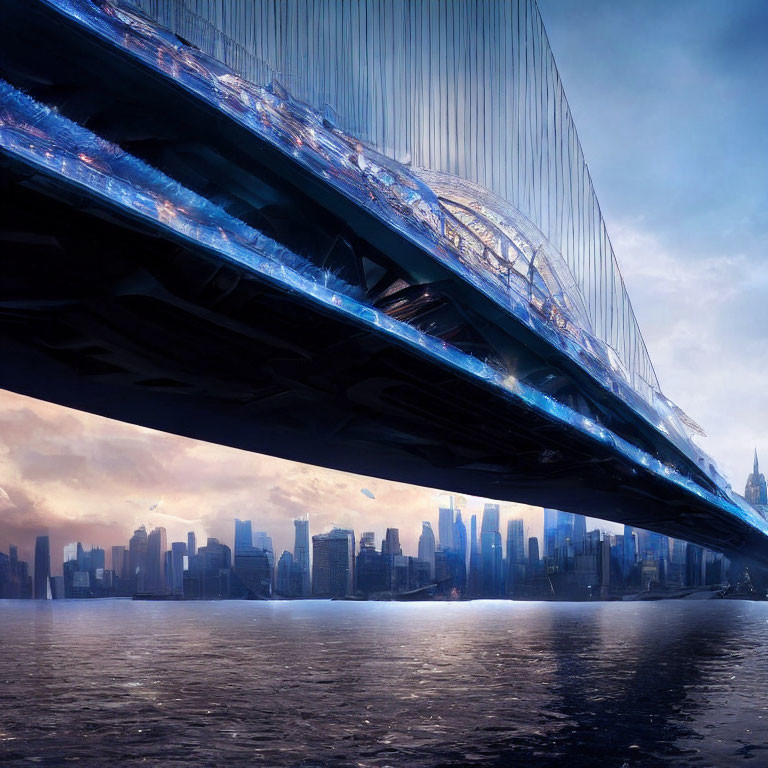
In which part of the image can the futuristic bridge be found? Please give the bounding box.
[1,0,766,563]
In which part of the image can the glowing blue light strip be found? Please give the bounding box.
[1,80,764,541]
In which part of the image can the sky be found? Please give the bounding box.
[2,0,766,570]
[537,0,768,484]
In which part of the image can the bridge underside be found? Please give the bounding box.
[1,0,766,565]
[1,167,764,564]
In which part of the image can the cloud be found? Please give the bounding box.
[538,0,768,490]
[612,220,768,487]
[0,388,548,570]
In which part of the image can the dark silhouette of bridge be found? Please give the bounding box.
[1,0,766,564]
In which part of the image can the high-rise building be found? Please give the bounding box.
[164,550,173,593]
[253,531,275,571]
[34,535,50,600]
[90,547,105,571]
[528,537,540,571]
[145,527,167,594]
[232,520,272,597]
[312,529,355,597]
[234,519,253,556]
[418,521,436,579]
[745,450,768,509]
[544,509,576,563]
[382,528,401,556]
[506,518,525,595]
[129,525,148,591]
[453,511,467,565]
[686,543,705,587]
[480,504,503,596]
[276,550,302,596]
[571,514,587,552]
[170,541,187,595]
[233,546,272,598]
[187,531,197,558]
[188,538,232,599]
[468,514,481,595]
[111,545,127,580]
[49,575,65,599]
[63,542,78,564]
[438,499,455,552]
[623,525,637,579]
[293,517,311,597]
[356,535,388,595]
[543,509,557,558]
[507,519,525,564]
[1,547,33,599]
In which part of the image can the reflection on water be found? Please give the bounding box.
[0,600,766,766]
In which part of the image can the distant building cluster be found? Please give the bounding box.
[0,544,33,598]
[1,497,735,602]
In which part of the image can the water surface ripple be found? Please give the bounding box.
[0,600,766,767]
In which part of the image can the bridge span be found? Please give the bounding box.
[1,0,766,563]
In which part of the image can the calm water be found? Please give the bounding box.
[0,600,766,767]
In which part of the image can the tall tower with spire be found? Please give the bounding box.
[745,449,768,508]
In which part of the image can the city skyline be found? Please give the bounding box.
[1,499,733,603]
[3,385,767,574]
[0,388,552,571]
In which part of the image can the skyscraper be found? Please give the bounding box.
[293,517,311,597]
[253,531,275,571]
[528,537,540,571]
[438,499,455,552]
[192,538,232,599]
[111,545,127,579]
[450,511,468,594]
[418,521,436,579]
[453,511,467,565]
[506,518,525,594]
[571,514,587,552]
[9,546,18,582]
[468,514,481,595]
[170,541,187,595]
[145,527,167,594]
[382,528,401,556]
[312,529,355,597]
[507,519,525,564]
[232,519,272,598]
[63,542,78,564]
[129,525,148,592]
[34,535,50,600]
[276,550,302,596]
[623,525,637,579]
[90,547,105,572]
[544,509,575,561]
[745,450,768,508]
[480,504,503,596]
[356,533,388,596]
[543,509,558,558]
[187,531,197,558]
[234,519,253,556]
